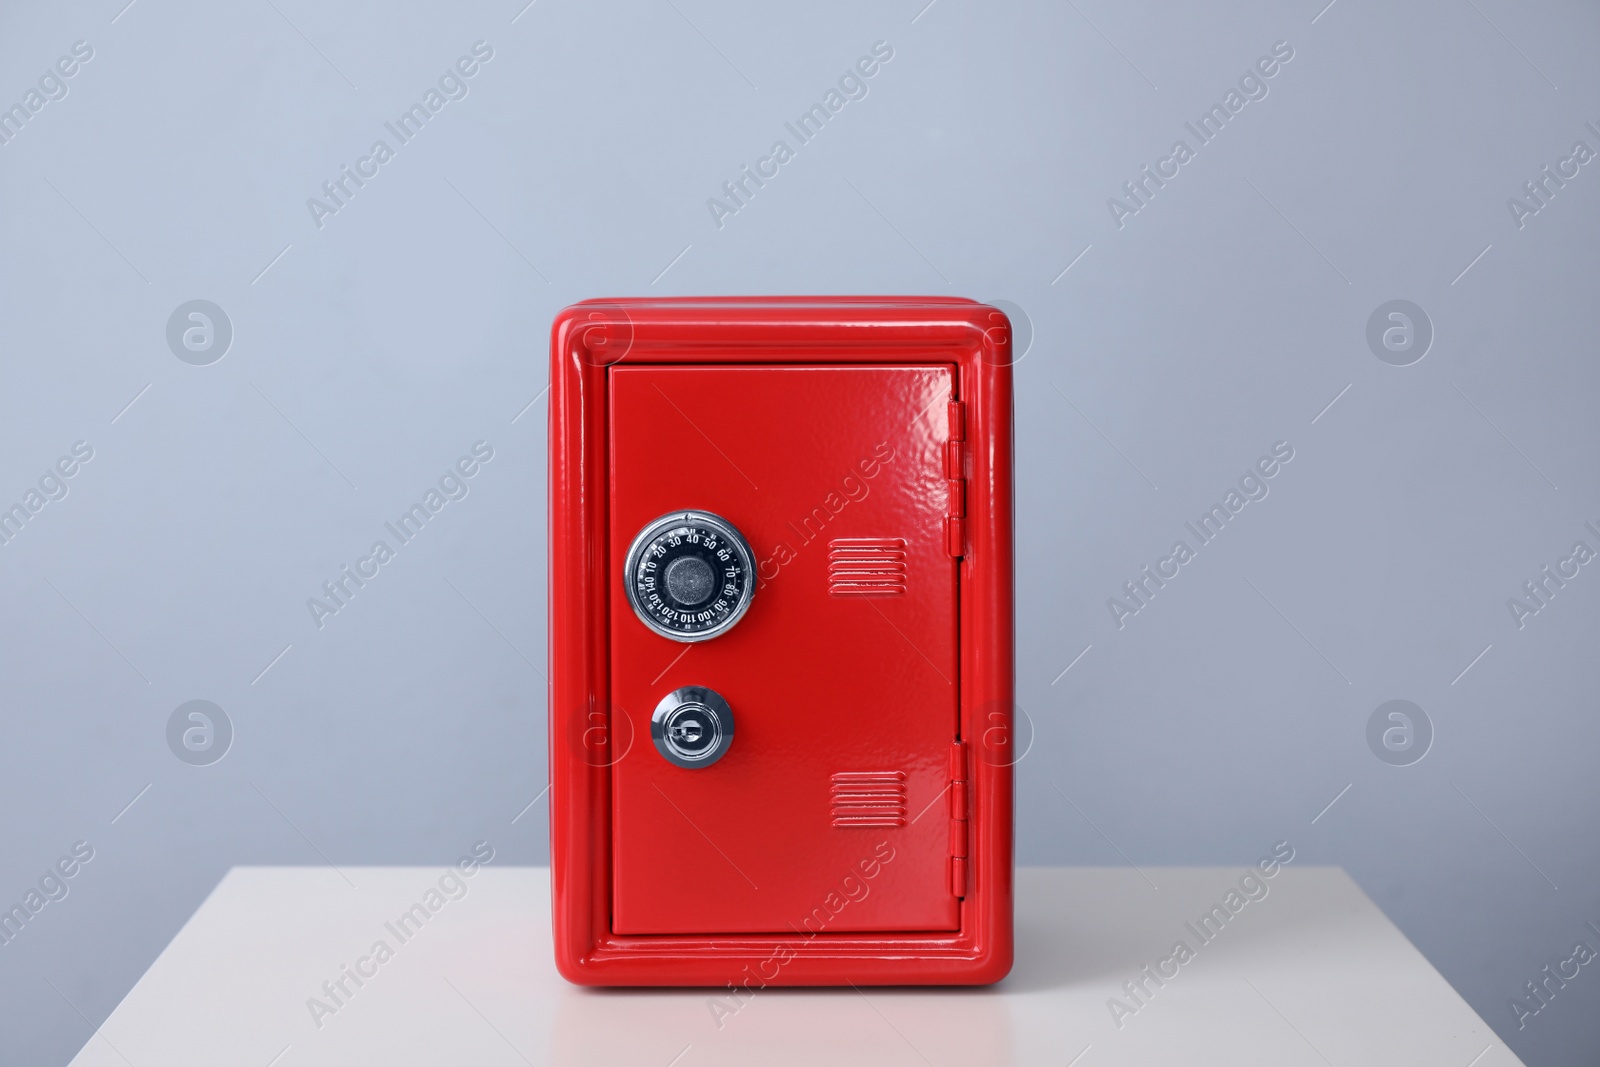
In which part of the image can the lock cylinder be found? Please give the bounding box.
[623,510,755,642]
[651,686,735,768]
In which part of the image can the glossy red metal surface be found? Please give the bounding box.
[549,298,1013,985]
[610,364,959,935]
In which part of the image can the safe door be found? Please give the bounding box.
[608,364,961,936]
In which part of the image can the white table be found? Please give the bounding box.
[67,866,1519,1066]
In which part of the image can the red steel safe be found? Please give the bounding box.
[548,297,1013,985]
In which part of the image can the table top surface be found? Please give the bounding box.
[66,865,1518,1067]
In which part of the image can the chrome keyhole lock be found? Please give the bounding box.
[652,686,735,768]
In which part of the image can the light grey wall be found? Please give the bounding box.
[2,0,1597,1063]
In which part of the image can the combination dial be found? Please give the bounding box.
[623,510,756,642]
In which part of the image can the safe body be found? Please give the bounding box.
[549,297,1013,985]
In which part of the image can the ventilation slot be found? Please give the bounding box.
[827,538,907,597]
[830,771,907,828]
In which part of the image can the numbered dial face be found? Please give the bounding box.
[624,511,756,642]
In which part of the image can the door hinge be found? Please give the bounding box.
[948,741,969,898]
[944,401,966,558]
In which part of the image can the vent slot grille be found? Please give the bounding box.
[830,771,907,828]
[827,538,907,597]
